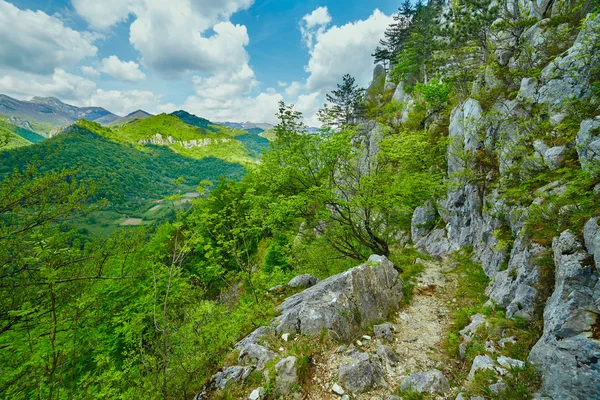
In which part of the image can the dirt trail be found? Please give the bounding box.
[303,258,458,399]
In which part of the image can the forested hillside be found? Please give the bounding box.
[1,1,599,400]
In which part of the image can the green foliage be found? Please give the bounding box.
[397,387,425,400]
[319,75,366,128]
[170,110,218,132]
[235,133,270,157]
[0,119,46,144]
[414,81,452,110]
[0,126,246,207]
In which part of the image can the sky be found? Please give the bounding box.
[0,0,399,125]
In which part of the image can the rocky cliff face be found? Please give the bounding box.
[138,133,233,148]
[408,11,600,400]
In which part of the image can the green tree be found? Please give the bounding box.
[319,74,366,128]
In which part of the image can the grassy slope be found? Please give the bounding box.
[0,120,46,143]
[114,114,218,142]
[2,132,31,149]
[79,116,266,165]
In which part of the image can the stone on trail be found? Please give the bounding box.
[400,369,450,394]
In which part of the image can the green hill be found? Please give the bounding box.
[170,110,218,132]
[235,133,270,156]
[0,120,46,144]
[0,124,246,206]
[3,132,31,149]
[114,113,217,142]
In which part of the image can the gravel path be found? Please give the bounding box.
[302,258,458,400]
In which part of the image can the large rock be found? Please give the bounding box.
[275,356,298,396]
[537,13,600,110]
[274,255,404,342]
[486,236,547,320]
[288,274,318,289]
[448,99,484,175]
[411,202,439,244]
[237,343,278,370]
[528,229,600,399]
[210,366,253,390]
[338,351,386,394]
[400,370,450,394]
[576,117,600,169]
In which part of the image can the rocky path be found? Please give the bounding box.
[303,258,458,399]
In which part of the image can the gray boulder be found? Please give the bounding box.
[287,274,318,289]
[373,323,394,342]
[497,356,525,370]
[486,236,547,320]
[490,381,507,394]
[377,344,400,376]
[211,366,253,390]
[400,369,450,394]
[275,356,298,395]
[537,13,600,110]
[576,117,600,169]
[468,355,496,380]
[528,229,600,399]
[248,387,264,400]
[411,202,439,244]
[237,343,278,370]
[274,255,404,342]
[584,217,600,264]
[415,228,456,257]
[543,146,567,170]
[460,314,486,340]
[338,351,386,394]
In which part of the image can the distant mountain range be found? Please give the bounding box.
[0,95,120,129]
[0,94,283,136]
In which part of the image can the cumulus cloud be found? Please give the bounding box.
[284,81,303,98]
[176,63,281,123]
[72,0,254,76]
[71,0,137,30]
[300,6,332,48]
[0,69,96,105]
[304,9,392,94]
[90,89,161,115]
[294,92,321,127]
[182,90,283,124]
[100,56,146,82]
[81,66,100,78]
[0,1,97,75]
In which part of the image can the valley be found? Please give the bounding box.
[0,98,271,236]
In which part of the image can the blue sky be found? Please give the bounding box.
[0,0,399,124]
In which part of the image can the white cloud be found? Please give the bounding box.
[177,63,281,123]
[81,66,100,78]
[0,1,97,75]
[90,89,161,115]
[294,92,321,127]
[100,56,146,82]
[277,81,288,87]
[304,9,393,94]
[72,0,254,77]
[71,0,137,30]
[0,69,96,105]
[301,6,332,48]
[182,90,283,124]
[284,81,303,98]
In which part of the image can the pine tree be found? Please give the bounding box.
[320,74,366,128]
[379,3,413,59]
[447,0,500,62]
[372,46,393,71]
